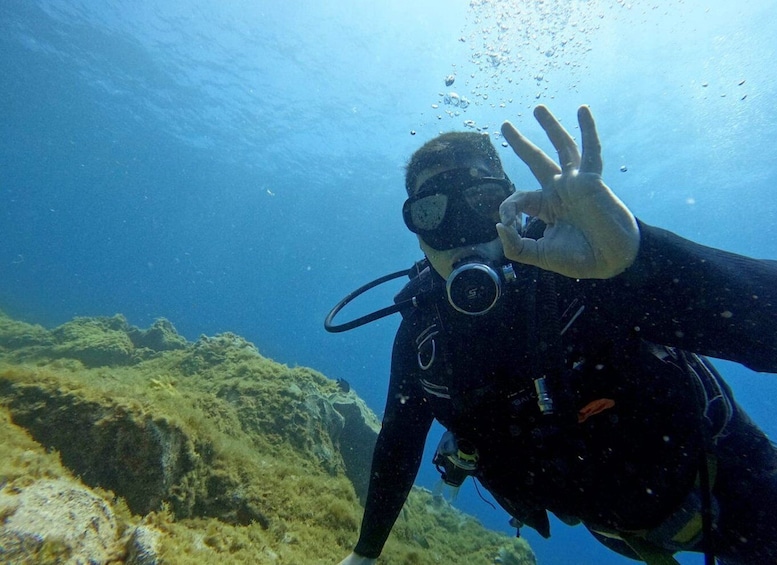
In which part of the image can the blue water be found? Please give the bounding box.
[2,1,776,563]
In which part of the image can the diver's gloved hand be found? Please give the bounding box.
[497,105,640,280]
[337,552,376,565]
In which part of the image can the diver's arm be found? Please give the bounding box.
[351,325,434,558]
[596,220,777,372]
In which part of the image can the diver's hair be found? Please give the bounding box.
[405,131,504,195]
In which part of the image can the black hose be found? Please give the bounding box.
[324,269,413,333]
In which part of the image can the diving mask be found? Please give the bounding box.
[402,168,514,251]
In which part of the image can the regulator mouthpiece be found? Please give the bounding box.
[446,258,516,315]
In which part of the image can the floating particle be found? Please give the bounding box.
[502,141,509,147]
[620,165,628,172]
[445,74,456,86]
[738,79,746,86]
[410,130,416,135]
[701,82,709,87]
[741,94,747,101]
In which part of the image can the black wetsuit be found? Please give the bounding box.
[354,221,777,565]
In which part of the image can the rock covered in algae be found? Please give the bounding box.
[0,309,536,564]
[0,407,164,565]
[0,478,120,564]
[0,312,187,368]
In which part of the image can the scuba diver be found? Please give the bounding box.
[330,105,777,564]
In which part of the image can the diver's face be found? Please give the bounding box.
[412,163,507,279]
[420,237,505,279]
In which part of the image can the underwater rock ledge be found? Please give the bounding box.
[0,309,535,564]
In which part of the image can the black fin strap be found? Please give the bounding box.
[698,450,715,565]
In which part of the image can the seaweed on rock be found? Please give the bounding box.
[0,310,535,564]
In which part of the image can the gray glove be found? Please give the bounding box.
[337,552,376,565]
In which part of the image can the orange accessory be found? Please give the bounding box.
[577,398,616,423]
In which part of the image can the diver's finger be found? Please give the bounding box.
[499,190,545,225]
[534,105,581,173]
[497,223,541,267]
[501,121,561,187]
[578,106,603,175]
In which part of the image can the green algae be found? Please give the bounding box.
[0,309,535,564]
